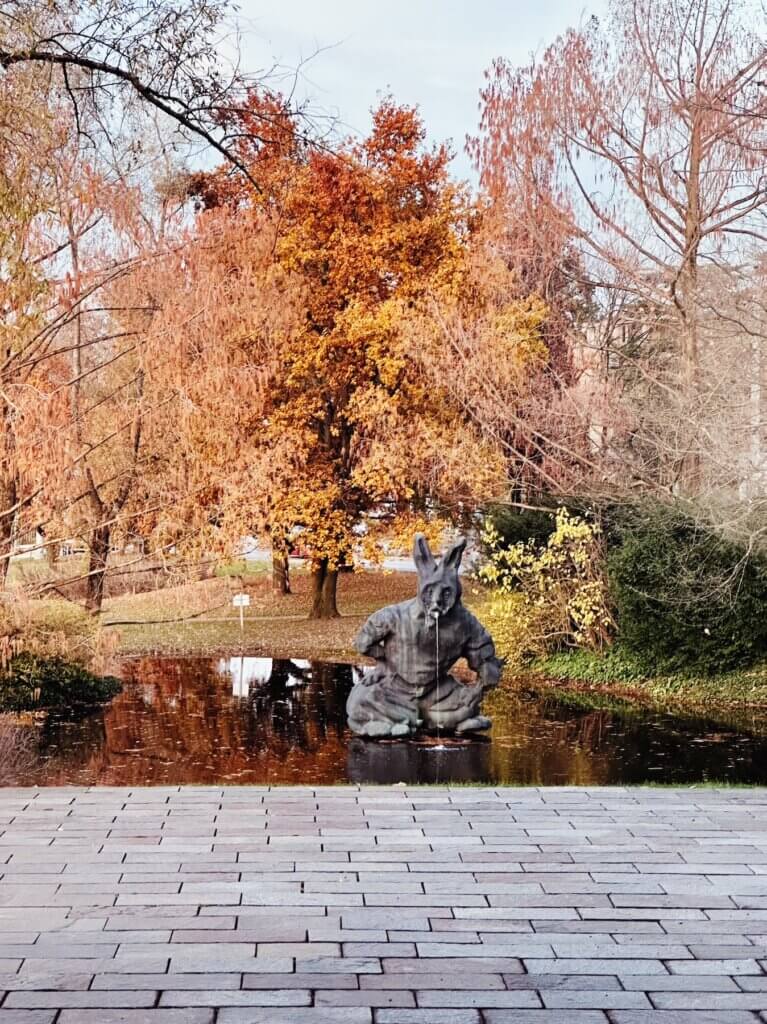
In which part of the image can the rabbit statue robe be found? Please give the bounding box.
[346,534,503,738]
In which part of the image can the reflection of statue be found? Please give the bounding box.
[346,534,503,738]
[347,736,491,785]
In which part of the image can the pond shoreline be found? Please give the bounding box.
[525,660,767,712]
[114,637,767,713]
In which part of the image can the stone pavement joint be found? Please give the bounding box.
[0,785,766,1022]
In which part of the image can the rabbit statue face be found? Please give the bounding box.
[412,533,467,621]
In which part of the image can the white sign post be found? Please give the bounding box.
[232,594,251,697]
[232,592,250,632]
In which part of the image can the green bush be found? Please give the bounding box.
[482,502,557,551]
[0,653,121,713]
[606,503,767,673]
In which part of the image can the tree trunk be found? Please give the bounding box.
[309,558,339,619]
[678,106,703,495]
[85,522,111,614]
[0,393,17,589]
[271,544,291,595]
[0,473,16,590]
[44,530,59,570]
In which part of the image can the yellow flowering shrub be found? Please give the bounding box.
[475,590,532,670]
[479,508,613,665]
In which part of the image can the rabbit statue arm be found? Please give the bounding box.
[354,606,395,663]
[463,613,504,692]
[477,654,504,690]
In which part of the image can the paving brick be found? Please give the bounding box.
[620,975,740,991]
[736,977,767,991]
[382,957,523,973]
[523,959,668,975]
[255,942,340,958]
[315,991,415,1007]
[609,1014,758,1023]
[243,973,358,989]
[218,1012,371,1023]
[91,973,242,990]
[503,975,622,991]
[342,943,416,957]
[653,990,767,1009]
[361,973,505,990]
[375,1012,479,1023]
[0,971,92,991]
[159,990,311,1006]
[483,1014,609,1023]
[667,959,763,975]
[0,1014,57,1024]
[5,994,156,1009]
[58,1014,215,1024]
[542,991,651,1008]
[415,990,541,1007]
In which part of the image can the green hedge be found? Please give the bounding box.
[606,503,767,673]
[0,653,121,713]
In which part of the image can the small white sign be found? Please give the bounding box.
[232,593,251,608]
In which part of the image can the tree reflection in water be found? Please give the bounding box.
[0,715,35,784]
[23,658,355,786]
[6,658,767,786]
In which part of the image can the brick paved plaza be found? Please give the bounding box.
[1,786,767,1022]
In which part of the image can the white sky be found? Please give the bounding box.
[232,1,609,182]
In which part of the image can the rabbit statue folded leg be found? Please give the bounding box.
[346,533,504,739]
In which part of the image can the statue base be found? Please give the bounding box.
[346,666,492,739]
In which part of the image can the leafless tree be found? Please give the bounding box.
[471,0,767,534]
[0,0,322,186]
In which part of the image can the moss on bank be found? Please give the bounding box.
[529,647,767,708]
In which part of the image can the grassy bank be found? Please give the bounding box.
[529,647,767,709]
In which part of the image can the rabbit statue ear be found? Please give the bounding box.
[443,536,467,571]
[413,533,436,576]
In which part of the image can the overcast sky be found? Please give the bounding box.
[232,1,608,182]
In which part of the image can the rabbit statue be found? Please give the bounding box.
[346,533,503,738]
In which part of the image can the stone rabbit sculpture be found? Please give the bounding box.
[346,533,503,738]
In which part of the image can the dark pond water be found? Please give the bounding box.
[6,656,767,786]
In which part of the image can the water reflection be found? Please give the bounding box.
[6,656,767,786]
[347,737,492,785]
[219,657,314,698]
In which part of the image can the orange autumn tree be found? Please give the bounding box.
[187,98,509,617]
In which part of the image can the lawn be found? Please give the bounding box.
[101,567,450,660]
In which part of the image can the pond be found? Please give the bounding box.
[5,655,767,786]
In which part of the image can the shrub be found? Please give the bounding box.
[475,591,530,668]
[479,508,613,664]
[482,503,557,550]
[0,653,121,713]
[607,502,767,673]
[0,595,111,665]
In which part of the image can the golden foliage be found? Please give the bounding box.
[480,508,614,665]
